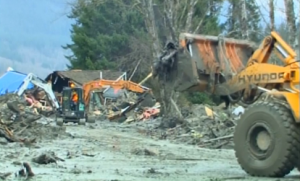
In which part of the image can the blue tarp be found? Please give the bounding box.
[0,71,34,95]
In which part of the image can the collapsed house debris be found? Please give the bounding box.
[0,68,235,150]
[96,89,159,122]
[0,94,66,144]
[18,73,60,116]
[0,70,34,95]
[0,69,60,118]
[0,68,159,127]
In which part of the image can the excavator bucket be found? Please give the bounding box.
[154,33,257,95]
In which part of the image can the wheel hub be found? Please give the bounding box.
[248,123,273,158]
[256,130,271,150]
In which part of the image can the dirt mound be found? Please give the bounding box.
[13,121,67,140]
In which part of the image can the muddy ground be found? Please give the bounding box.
[0,118,299,181]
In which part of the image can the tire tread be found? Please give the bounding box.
[234,100,300,177]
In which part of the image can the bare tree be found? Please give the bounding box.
[140,0,161,60]
[185,0,198,32]
[240,0,249,39]
[269,0,275,31]
[298,0,300,58]
[284,0,297,47]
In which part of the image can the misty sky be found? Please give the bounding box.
[0,0,298,78]
[0,0,73,44]
[0,0,74,77]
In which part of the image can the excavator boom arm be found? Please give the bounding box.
[82,79,150,105]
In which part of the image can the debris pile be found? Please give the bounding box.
[23,88,54,116]
[94,90,160,122]
[0,94,65,144]
[104,91,142,118]
[136,104,238,149]
[123,102,160,123]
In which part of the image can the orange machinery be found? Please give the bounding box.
[82,79,154,120]
[82,79,151,106]
[153,31,300,177]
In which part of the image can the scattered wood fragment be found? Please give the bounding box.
[170,98,183,118]
[0,172,12,180]
[212,140,230,149]
[0,124,18,142]
[132,148,159,156]
[82,151,96,157]
[202,134,233,143]
[32,152,65,164]
[173,157,208,161]
[16,125,29,135]
[17,162,34,177]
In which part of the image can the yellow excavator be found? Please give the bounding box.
[153,31,300,177]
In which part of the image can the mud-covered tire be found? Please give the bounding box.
[79,118,86,125]
[234,101,300,177]
[56,118,64,126]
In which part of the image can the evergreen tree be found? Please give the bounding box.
[63,0,145,70]
[246,0,261,41]
[193,0,222,35]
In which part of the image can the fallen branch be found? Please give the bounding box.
[0,126,18,142]
[170,97,183,118]
[16,125,29,135]
[17,162,34,177]
[174,157,208,161]
[0,172,12,180]
[203,134,233,143]
[212,140,230,149]
[129,59,142,81]
[166,125,181,132]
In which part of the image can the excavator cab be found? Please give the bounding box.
[56,87,88,126]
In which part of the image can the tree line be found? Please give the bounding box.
[62,0,300,106]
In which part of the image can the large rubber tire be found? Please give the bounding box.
[234,101,300,177]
